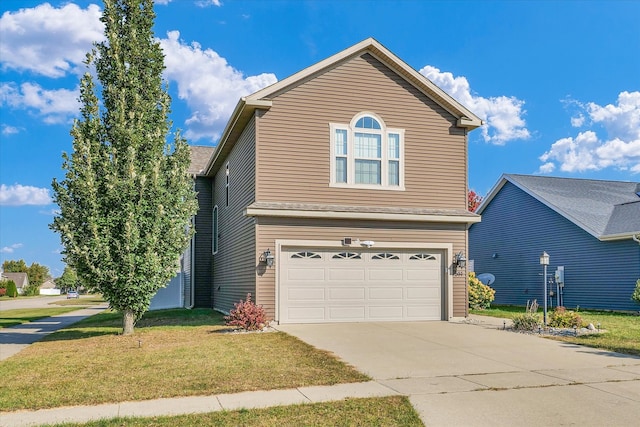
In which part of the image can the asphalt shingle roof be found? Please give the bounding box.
[483,174,640,240]
[188,146,215,175]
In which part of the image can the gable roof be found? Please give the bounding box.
[188,146,215,176]
[203,37,482,176]
[1,272,29,288]
[478,174,640,241]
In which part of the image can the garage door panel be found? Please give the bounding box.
[369,287,403,300]
[369,306,404,319]
[329,306,365,320]
[328,269,366,281]
[329,287,365,300]
[288,307,325,321]
[280,247,443,324]
[407,286,440,300]
[368,268,404,281]
[288,268,325,281]
[288,288,325,301]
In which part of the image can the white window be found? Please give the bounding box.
[225,162,230,207]
[330,113,404,190]
[212,205,218,255]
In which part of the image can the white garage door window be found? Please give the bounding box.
[279,247,442,323]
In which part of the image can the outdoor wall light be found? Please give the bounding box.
[261,249,275,267]
[454,251,466,269]
[451,251,466,275]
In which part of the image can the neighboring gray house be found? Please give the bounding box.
[1,272,29,294]
[469,174,640,312]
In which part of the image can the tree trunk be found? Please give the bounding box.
[123,310,135,335]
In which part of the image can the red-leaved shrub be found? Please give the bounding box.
[224,293,269,331]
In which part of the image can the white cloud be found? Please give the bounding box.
[0,243,23,254]
[570,114,585,127]
[196,0,223,7]
[540,91,640,174]
[1,124,20,136]
[159,31,277,142]
[0,184,52,206]
[419,65,530,145]
[0,3,104,78]
[0,82,80,124]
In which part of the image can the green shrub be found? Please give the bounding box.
[5,280,18,298]
[468,272,496,310]
[22,283,41,296]
[224,293,269,331]
[632,279,640,305]
[548,306,584,328]
[512,299,540,332]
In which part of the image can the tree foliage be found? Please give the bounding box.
[2,259,28,273]
[468,190,483,213]
[55,266,80,292]
[50,0,198,335]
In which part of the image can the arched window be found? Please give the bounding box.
[330,113,404,189]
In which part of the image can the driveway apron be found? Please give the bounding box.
[276,320,640,426]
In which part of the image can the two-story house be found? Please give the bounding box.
[185,38,482,323]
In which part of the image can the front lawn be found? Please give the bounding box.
[43,396,423,427]
[0,309,369,411]
[472,305,640,356]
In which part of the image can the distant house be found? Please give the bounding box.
[1,272,29,294]
[469,174,640,312]
[40,279,61,296]
[168,38,484,323]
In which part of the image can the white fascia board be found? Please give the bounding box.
[245,207,481,224]
[599,232,640,242]
[204,98,272,176]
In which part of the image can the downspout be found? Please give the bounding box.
[633,234,640,244]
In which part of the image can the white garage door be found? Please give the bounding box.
[279,247,443,324]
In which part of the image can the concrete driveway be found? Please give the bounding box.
[277,319,640,426]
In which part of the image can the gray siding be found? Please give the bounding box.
[213,117,257,314]
[470,182,640,312]
[193,177,213,307]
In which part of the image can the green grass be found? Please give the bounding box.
[44,396,424,427]
[51,296,105,306]
[0,307,84,329]
[0,309,370,412]
[472,305,640,356]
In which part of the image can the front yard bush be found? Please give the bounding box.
[512,300,541,331]
[224,293,270,331]
[548,306,584,328]
[632,279,640,305]
[468,272,495,310]
[4,280,18,298]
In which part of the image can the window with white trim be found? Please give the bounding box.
[225,162,230,207]
[330,113,404,190]
[212,205,218,254]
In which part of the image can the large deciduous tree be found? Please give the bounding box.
[51,0,197,335]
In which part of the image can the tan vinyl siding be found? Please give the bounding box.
[256,217,468,319]
[256,53,468,210]
[213,117,257,314]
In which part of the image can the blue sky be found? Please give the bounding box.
[1,0,639,277]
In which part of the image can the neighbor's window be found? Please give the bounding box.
[212,205,218,255]
[330,113,404,189]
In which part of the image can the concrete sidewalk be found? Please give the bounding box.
[0,381,396,427]
[0,304,108,361]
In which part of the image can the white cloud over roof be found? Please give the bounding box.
[159,31,277,142]
[540,91,640,174]
[0,184,52,206]
[419,65,530,145]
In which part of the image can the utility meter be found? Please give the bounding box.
[555,266,565,287]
